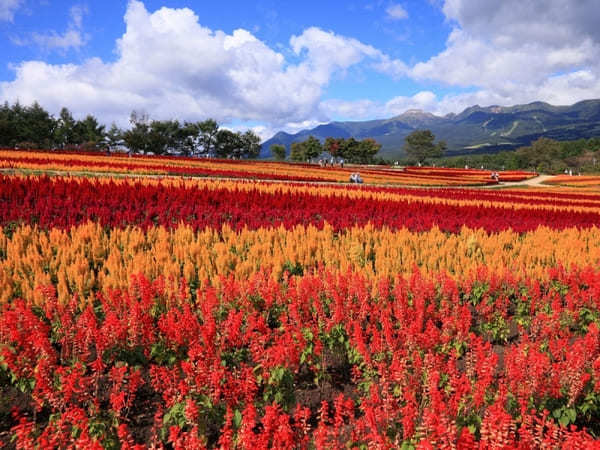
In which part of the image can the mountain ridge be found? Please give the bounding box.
[261,99,600,159]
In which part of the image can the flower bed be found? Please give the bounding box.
[1,173,600,448]
[545,174,600,187]
[0,150,539,186]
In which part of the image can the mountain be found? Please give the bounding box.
[260,99,600,159]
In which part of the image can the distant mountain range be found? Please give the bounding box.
[260,99,600,159]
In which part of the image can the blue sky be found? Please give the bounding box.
[1,0,600,139]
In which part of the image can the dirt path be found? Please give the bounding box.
[481,174,554,189]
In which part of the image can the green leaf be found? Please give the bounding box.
[567,407,576,423]
[233,409,242,429]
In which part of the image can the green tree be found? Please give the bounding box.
[54,107,77,148]
[404,129,446,163]
[516,137,561,172]
[355,138,381,164]
[215,129,242,158]
[303,136,323,161]
[179,121,200,156]
[19,102,56,148]
[340,137,358,161]
[289,141,306,161]
[105,123,123,150]
[122,110,150,155]
[239,130,261,159]
[0,102,16,147]
[198,119,219,156]
[214,129,261,159]
[75,114,106,149]
[145,120,183,155]
[270,144,286,160]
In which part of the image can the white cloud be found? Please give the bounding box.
[290,27,382,85]
[408,0,600,109]
[302,1,600,122]
[442,0,600,48]
[319,98,378,120]
[4,0,600,139]
[0,0,21,21]
[15,4,89,51]
[373,54,408,78]
[320,91,440,120]
[386,91,437,114]
[0,0,407,131]
[31,29,87,51]
[69,4,86,29]
[386,4,408,20]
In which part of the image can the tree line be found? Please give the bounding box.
[0,101,261,158]
[397,129,600,174]
[270,136,382,164]
[7,100,595,171]
[436,137,600,174]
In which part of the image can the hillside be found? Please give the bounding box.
[261,99,600,159]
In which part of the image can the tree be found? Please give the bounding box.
[516,137,561,172]
[145,120,184,155]
[270,144,286,160]
[239,130,261,159]
[339,137,358,161]
[215,129,242,158]
[324,137,342,158]
[404,129,446,163]
[105,123,123,150]
[213,129,261,159]
[122,111,150,154]
[354,138,381,164]
[436,140,447,156]
[303,136,323,160]
[20,102,56,148]
[0,102,16,147]
[75,114,106,149]
[54,107,77,149]
[289,142,306,161]
[179,121,200,156]
[198,119,219,156]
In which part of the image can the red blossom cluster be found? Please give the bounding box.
[2,267,599,448]
[0,154,328,182]
[2,176,600,233]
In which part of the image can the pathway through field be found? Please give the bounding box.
[484,174,554,188]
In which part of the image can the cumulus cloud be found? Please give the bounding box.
[304,1,600,120]
[290,27,382,84]
[320,91,440,120]
[30,29,87,52]
[0,0,408,131]
[15,4,89,52]
[0,0,21,21]
[410,0,600,108]
[4,0,600,138]
[386,4,408,20]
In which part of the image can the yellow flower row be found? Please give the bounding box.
[1,222,599,305]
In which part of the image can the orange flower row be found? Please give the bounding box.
[2,221,599,305]
[545,174,600,187]
[1,149,505,186]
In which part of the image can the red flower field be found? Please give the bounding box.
[1,168,600,448]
